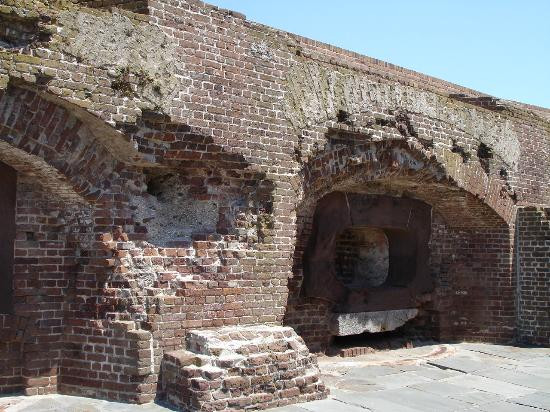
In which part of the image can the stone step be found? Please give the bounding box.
[161,325,328,411]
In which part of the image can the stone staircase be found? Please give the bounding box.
[161,325,328,411]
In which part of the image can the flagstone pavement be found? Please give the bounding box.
[1,342,549,411]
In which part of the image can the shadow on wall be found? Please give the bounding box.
[303,192,432,314]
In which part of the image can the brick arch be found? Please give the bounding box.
[286,139,516,351]
[0,141,87,204]
[0,86,146,396]
[0,85,132,203]
[302,139,515,228]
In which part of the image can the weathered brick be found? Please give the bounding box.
[0,0,547,409]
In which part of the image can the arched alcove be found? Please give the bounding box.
[285,139,515,352]
[0,85,133,396]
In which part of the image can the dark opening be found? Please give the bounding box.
[375,117,395,127]
[145,172,174,198]
[477,142,493,173]
[328,326,424,356]
[0,161,16,314]
[335,227,389,288]
[336,109,351,124]
[303,192,432,313]
[385,228,418,287]
[500,168,508,179]
[451,139,470,162]
[477,142,493,159]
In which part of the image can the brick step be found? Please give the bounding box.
[161,325,328,411]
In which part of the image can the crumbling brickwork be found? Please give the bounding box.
[75,0,148,14]
[162,326,327,411]
[0,0,548,409]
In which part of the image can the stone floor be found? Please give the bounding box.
[1,343,549,411]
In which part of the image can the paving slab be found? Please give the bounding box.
[473,366,550,392]
[330,389,423,412]
[334,387,473,411]
[442,374,537,398]
[365,387,471,411]
[516,365,550,379]
[522,357,550,368]
[295,398,370,412]
[407,364,463,380]
[512,391,550,410]
[448,391,506,406]
[460,343,550,362]
[411,379,507,406]
[427,356,504,373]
[478,400,548,412]
[327,377,385,392]
[353,371,433,390]
[343,365,404,378]
[410,380,483,398]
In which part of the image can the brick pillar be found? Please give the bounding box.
[517,207,550,345]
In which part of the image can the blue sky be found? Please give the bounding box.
[205,1,550,108]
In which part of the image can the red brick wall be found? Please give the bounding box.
[0,0,548,403]
[61,319,155,403]
[517,207,550,345]
[0,173,94,395]
[432,226,515,342]
[0,87,149,397]
[12,178,81,394]
[0,314,23,394]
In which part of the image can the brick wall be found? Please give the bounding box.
[0,0,548,406]
[517,207,550,345]
[61,320,156,403]
[432,226,515,342]
[12,177,84,395]
[0,314,23,394]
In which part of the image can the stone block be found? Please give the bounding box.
[330,309,419,336]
